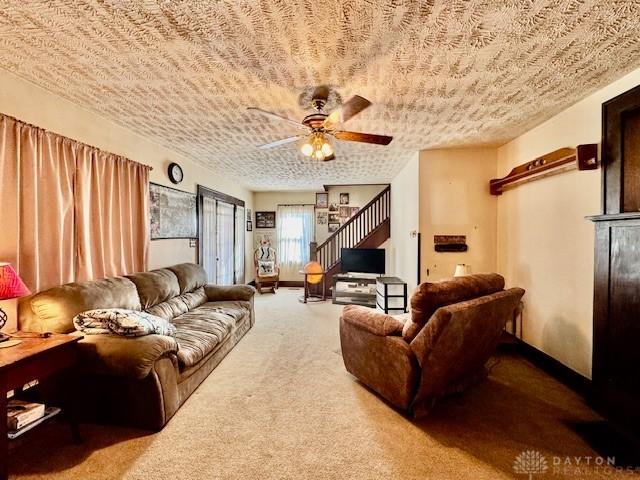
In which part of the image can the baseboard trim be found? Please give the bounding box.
[499,337,592,396]
[279,281,304,287]
[247,280,304,288]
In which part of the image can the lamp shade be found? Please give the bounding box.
[453,264,472,277]
[0,263,31,300]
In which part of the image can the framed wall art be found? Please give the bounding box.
[256,211,276,228]
[150,183,197,239]
[315,192,329,209]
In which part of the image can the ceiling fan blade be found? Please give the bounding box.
[257,136,302,150]
[323,95,372,129]
[323,153,336,162]
[333,131,393,145]
[247,107,306,130]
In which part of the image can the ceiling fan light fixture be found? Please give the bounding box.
[321,141,333,156]
[300,142,313,156]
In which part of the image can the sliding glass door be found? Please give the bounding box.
[198,186,245,285]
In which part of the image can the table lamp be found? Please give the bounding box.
[453,264,472,277]
[0,262,31,342]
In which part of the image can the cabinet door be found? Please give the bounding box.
[593,221,640,430]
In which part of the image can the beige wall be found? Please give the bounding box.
[252,191,315,282]
[0,68,254,331]
[389,155,420,292]
[419,148,498,282]
[496,66,640,378]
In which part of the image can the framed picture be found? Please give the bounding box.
[329,203,339,212]
[246,220,253,231]
[317,211,328,225]
[350,206,360,217]
[339,193,349,205]
[315,192,329,208]
[256,211,276,228]
[328,222,340,233]
[150,183,197,239]
[328,213,339,223]
[246,208,252,221]
[339,206,350,218]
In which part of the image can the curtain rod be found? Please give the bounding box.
[277,203,315,206]
[0,111,153,171]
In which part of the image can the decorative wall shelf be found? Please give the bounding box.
[489,144,598,195]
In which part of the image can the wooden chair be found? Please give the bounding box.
[254,247,279,293]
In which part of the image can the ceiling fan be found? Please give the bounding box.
[247,86,393,162]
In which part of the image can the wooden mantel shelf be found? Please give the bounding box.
[489,144,598,195]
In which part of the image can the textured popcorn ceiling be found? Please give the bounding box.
[1,1,640,190]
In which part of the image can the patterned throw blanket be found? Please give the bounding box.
[73,309,177,337]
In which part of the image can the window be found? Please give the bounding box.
[277,205,315,276]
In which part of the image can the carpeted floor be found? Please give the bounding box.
[8,289,632,479]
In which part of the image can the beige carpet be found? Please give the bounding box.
[8,289,628,479]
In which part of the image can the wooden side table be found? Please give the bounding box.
[0,333,82,480]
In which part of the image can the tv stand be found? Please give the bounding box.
[332,273,379,307]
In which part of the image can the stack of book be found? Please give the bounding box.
[7,399,45,431]
[6,399,60,439]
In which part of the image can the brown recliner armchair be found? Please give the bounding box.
[339,273,524,416]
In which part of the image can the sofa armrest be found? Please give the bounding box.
[78,334,179,379]
[340,305,404,336]
[205,284,256,302]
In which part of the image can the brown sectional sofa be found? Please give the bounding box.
[340,273,524,416]
[18,263,255,430]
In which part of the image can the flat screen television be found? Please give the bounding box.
[341,248,385,274]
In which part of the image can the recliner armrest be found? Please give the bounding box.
[205,284,256,302]
[78,334,179,379]
[340,305,404,336]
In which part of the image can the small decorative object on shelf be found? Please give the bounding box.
[376,277,407,314]
[489,144,598,195]
[0,263,31,344]
[453,264,472,277]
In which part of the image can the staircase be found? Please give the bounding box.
[313,186,391,290]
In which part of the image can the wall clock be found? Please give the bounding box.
[168,162,184,184]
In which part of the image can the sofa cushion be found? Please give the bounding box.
[126,269,180,309]
[145,287,209,321]
[204,300,252,323]
[172,303,241,368]
[167,263,207,294]
[403,273,505,342]
[24,277,141,334]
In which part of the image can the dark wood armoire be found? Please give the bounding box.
[589,84,640,433]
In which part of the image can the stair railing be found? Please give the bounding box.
[314,186,391,272]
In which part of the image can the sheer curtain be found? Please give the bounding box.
[277,205,315,279]
[0,113,149,293]
[201,196,217,283]
[235,206,245,284]
[216,201,235,285]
